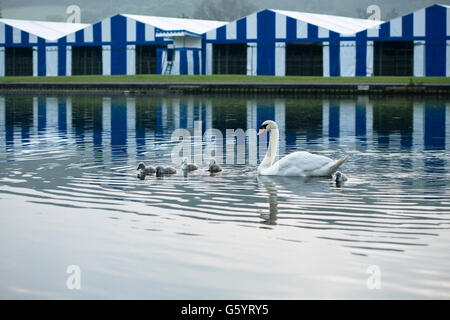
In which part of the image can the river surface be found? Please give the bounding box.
[0,94,449,299]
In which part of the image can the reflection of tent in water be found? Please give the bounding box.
[413,102,450,150]
[322,98,374,146]
[321,98,450,150]
[0,97,449,159]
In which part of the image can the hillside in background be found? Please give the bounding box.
[1,0,449,23]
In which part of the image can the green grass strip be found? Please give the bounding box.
[1,75,450,84]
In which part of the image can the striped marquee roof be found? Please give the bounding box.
[0,18,88,43]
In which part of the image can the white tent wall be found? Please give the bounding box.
[0,24,4,44]
[226,20,237,40]
[0,47,4,76]
[447,40,450,76]
[206,29,216,40]
[160,49,180,75]
[102,45,111,76]
[127,18,136,43]
[126,45,136,75]
[84,25,94,43]
[340,41,356,77]
[366,41,374,77]
[275,43,285,76]
[246,13,257,40]
[101,18,111,42]
[414,41,426,77]
[414,9,426,37]
[33,47,38,76]
[144,24,155,42]
[160,50,168,74]
[12,27,21,44]
[66,46,72,76]
[46,47,58,76]
[205,43,213,75]
[246,43,257,76]
[323,42,330,77]
[276,12,286,39]
[187,50,194,75]
[173,36,202,49]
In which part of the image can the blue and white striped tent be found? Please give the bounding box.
[203,8,384,76]
[204,4,450,77]
[2,4,450,78]
[54,14,226,76]
[0,18,88,76]
[357,3,450,77]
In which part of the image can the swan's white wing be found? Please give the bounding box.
[269,151,334,176]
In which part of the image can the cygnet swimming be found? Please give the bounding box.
[207,158,222,173]
[137,162,155,180]
[334,171,348,186]
[155,165,177,177]
[181,157,198,172]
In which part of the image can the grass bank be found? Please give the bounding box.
[1,75,450,84]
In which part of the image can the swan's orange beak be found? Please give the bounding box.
[257,128,266,136]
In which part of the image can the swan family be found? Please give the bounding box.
[137,120,347,180]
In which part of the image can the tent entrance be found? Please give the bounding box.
[213,44,246,74]
[286,43,323,76]
[374,41,413,76]
[5,47,33,76]
[136,45,165,74]
[72,46,102,75]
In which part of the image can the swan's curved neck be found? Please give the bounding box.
[261,128,278,168]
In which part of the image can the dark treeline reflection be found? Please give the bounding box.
[0,95,449,155]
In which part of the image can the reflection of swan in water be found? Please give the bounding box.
[258,175,333,199]
[258,178,279,225]
[257,120,347,177]
[258,175,338,225]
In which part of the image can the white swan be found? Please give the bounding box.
[257,120,347,177]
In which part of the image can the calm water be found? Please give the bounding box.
[0,94,450,299]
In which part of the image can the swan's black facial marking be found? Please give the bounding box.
[260,123,268,130]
